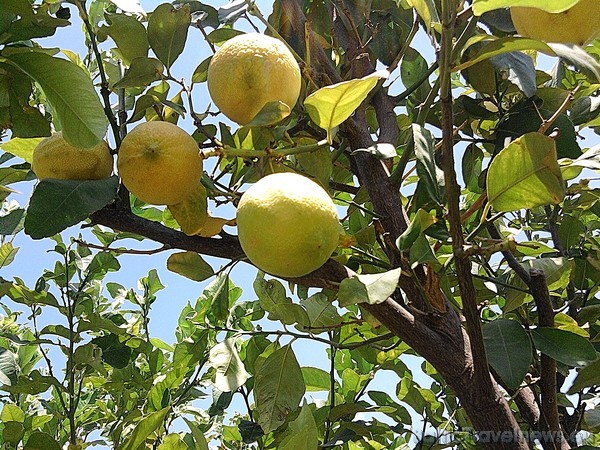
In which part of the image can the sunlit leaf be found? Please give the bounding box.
[167,184,208,235]
[473,0,580,16]
[121,407,171,450]
[197,216,235,237]
[208,338,249,392]
[487,132,564,212]
[568,358,600,394]
[0,137,43,163]
[396,209,437,251]
[4,49,108,148]
[167,251,214,282]
[304,70,389,143]
[147,3,191,69]
[97,13,149,65]
[279,402,318,450]
[338,268,402,307]
[113,57,164,89]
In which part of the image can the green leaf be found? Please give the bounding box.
[413,124,445,206]
[338,268,402,307]
[4,49,108,148]
[167,184,208,235]
[113,57,165,89]
[0,208,25,235]
[157,433,187,450]
[279,402,319,450]
[396,209,437,251]
[254,274,310,326]
[302,366,331,392]
[473,0,582,15]
[0,242,18,268]
[568,358,600,394]
[244,101,291,127]
[1,403,25,422]
[304,70,388,143]
[147,3,191,69]
[208,338,249,392]
[254,344,306,433]
[487,132,564,212]
[5,280,59,308]
[121,407,171,450]
[24,177,119,239]
[98,12,149,65]
[482,319,532,389]
[183,418,209,450]
[2,421,24,445]
[300,292,342,329]
[531,328,597,367]
[23,432,60,450]
[167,251,214,282]
[0,137,44,163]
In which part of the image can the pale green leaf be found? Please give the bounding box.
[254,274,310,326]
[0,137,44,163]
[300,292,342,329]
[4,49,108,148]
[254,344,305,433]
[406,0,440,29]
[157,433,187,450]
[98,12,149,65]
[0,242,18,268]
[487,132,564,212]
[183,418,209,450]
[208,338,249,392]
[473,0,581,15]
[279,402,319,450]
[304,70,388,142]
[147,3,190,69]
[338,268,402,307]
[166,251,214,282]
[301,366,330,392]
[1,404,25,423]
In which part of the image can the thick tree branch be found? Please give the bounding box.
[529,269,571,450]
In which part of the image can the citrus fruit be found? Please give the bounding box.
[236,172,340,278]
[511,0,600,45]
[117,121,202,205]
[32,132,113,180]
[207,33,301,125]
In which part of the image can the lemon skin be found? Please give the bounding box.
[236,173,340,278]
[117,121,203,205]
[207,33,301,125]
[32,132,113,180]
[511,0,600,45]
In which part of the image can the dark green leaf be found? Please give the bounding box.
[413,124,445,206]
[396,209,437,251]
[300,293,341,329]
[0,208,25,235]
[568,358,600,394]
[482,319,532,389]
[531,328,597,367]
[279,402,318,450]
[238,420,264,444]
[24,177,119,239]
[254,273,309,326]
[23,431,60,450]
[2,421,24,445]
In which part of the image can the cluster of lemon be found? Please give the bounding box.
[31,33,339,278]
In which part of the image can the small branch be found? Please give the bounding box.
[529,269,570,449]
[201,140,329,159]
[74,238,170,255]
[538,86,579,135]
[487,223,531,284]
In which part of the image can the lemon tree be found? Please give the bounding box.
[237,173,340,277]
[1,0,600,449]
[207,33,301,125]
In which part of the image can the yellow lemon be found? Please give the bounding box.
[117,121,202,205]
[32,132,113,180]
[236,172,340,278]
[511,0,600,45]
[207,33,301,125]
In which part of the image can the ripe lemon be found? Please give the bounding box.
[511,0,600,45]
[32,132,113,180]
[117,121,202,205]
[236,172,340,278]
[207,33,301,125]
